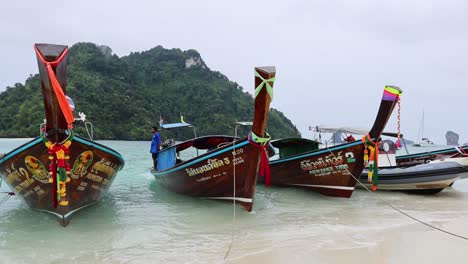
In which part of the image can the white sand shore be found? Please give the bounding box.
[226,215,468,264]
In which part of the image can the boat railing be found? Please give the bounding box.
[83,121,94,141]
[234,121,253,138]
[39,111,94,141]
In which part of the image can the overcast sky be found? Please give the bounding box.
[1,0,467,144]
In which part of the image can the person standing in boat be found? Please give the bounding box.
[150,126,161,170]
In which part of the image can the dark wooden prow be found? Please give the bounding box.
[240,66,275,211]
[34,43,70,143]
[251,66,275,137]
[368,85,402,140]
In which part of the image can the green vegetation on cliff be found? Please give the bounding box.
[0,43,300,140]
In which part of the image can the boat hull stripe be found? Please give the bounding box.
[287,184,355,190]
[270,141,363,164]
[204,197,253,203]
[154,140,250,175]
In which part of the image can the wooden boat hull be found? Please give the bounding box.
[152,139,260,211]
[269,141,365,198]
[0,136,124,225]
[359,160,466,193]
[268,86,402,197]
[151,66,275,211]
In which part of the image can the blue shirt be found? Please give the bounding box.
[150,132,161,153]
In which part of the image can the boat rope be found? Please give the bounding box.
[225,69,276,260]
[248,131,272,186]
[224,127,240,260]
[454,146,468,157]
[362,134,380,191]
[325,146,468,241]
[0,193,14,206]
[0,177,15,207]
[0,186,15,207]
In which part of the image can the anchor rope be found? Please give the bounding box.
[0,191,14,207]
[325,145,468,241]
[225,69,275,260]
[0,176,15,207]
[224,126,239,261]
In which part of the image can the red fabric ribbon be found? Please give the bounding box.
[46,64,75,128]
[248,134,271,187]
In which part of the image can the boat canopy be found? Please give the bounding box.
[314,125,403,138]
[271,138,319,159]
[314,125,368,135]
[236,121,253,126]
[161,122,193,129]
[175,135,238,152]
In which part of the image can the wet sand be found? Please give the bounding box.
[227,217,468,264]
[226,184,468,264]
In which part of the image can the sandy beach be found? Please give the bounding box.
[225,184,468,264]
[227,216,468,264]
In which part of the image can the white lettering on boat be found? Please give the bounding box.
[299,152,353,177]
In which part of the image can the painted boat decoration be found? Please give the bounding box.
[268,86,402,198]
[151,66,276,211]
[0,44,124,225]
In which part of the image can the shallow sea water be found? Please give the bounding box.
[1,139,468,264]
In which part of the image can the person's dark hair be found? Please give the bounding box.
[152,126,158,131]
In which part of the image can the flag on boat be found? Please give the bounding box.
[66,95,75,111]
[159,115,164,127]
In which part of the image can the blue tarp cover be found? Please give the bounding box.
[157,146,176,171]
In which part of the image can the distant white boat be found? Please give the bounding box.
[413,110,435,147]
[413,137,435,147]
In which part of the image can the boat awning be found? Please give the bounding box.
[175,135,238,152]
[314,126,368,135]
[314,125,403,138]
[236,121,253,126]
[160,122,193,129]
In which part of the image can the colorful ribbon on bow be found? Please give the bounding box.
[41,131,73,207]
[254,70,275,100]
[362,134,380,191]
[248,131,272,187]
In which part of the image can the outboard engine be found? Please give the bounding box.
[161,139,175,149]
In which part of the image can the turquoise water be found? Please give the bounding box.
[1,139,468,263]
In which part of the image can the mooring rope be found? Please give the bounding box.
[0,192,15,207]
[325,146,468,241]
[0,178,15,207]
[224,129,239,261]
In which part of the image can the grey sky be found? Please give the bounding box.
[1,0,468,144]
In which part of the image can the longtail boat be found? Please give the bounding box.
[151,66,275,211]
[0,44,124,225]
[268,86,402,198]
